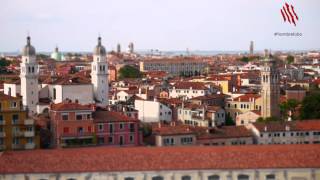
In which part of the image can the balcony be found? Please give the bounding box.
[12,131,24,137]
[24,131,35,137]
[0,132,6,137]
[24,119,34,125]
[12,144,24,150]
[25,143,35,149]
[0,145,6,150]
[61,132,94,139]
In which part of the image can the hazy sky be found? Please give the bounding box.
[0,0,319,52]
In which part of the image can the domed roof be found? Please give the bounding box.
[93,37,106,56]
[22,36,36,56]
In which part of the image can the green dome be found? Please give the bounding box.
[51,46,64,61]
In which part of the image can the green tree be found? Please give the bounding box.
[300,92,320,119]
[240,56,250,63]
[280,99,299,120]
[118,65,142,79]
[286,55,294,64]
[225,114,235,126]
[256,116,279,122]
[0,58,11,73]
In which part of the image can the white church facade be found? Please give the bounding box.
[3,36,109,115]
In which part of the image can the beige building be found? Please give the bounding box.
[140,58,208,76]
[236,110,261,126]
[0,145,320,180]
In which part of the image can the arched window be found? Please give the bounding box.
[266,174,275,180]
[237,174,249,180]
[181,175,191,180]
[208,175,220,180]
[152,176,164,180]
[124,177,134,180]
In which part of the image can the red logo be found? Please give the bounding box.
[280,2,299,26]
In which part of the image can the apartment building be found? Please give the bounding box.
[0,93,39,151]
[249,120,320,145]
[169,82,210,99]
[50,101,96,148]
[140,58,208,76]
[178,103,225,127]
[225,94,261,121]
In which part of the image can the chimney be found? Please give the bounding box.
[264,126,267,132]
[158,122,161,128]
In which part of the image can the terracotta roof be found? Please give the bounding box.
[50,102,93,111]
[44,75,91,85]
[0,92,20,101]
[0,145,320,173]
[93,110,139,123]
[173,82,207,90]
[253,120,320,132]
[233,94,260,102]
[198,126,253,140]
[153,124,196,136]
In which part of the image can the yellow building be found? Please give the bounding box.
[225,94,262,121]
[0,93,39,151]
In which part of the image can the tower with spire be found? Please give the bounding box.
[260,50,280,119]
[91,37,108,106]
[20,36,39,114]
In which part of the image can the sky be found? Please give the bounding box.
[0,0,319,52]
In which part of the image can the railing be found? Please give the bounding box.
[12,144,24,149]
[12,131,24,137]
[24,119,34,125]
[0,132,6,137]
[0,145,6,150]
[25,143,35,149]
[61,132,94,138]
[24,131,35,137]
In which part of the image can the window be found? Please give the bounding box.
[98,137,104,144]
[76,114,82,120]
[12,137,19,145]
[12,114,19,124]
[152,176,164,180]
[130,135,134,143]
[86,114,91,119]
[62,114,68,121]
[78,127,83,134]
[181,176,191,180]
[237,174,249,180]
[109,123,114,133]
[98,124,104,132]
[27,137,33,144]
[119,123,124,130]
[130,123,135,132]
[208,175,220,180]
[108,136,113,144]
[10,101,17,108]
[0,115,3,124]
[266,174,275,180]
[119,136,124,145]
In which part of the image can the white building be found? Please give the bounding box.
[134,99,172,123]
[178,104,225,127]
[248,120,320,145]
[169,82,209,99]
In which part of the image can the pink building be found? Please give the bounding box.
[50,101,96,148]
[93,110,142,146]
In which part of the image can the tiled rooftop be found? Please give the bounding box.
[0,145,320,173]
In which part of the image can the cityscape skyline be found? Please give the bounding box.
[0,0,320,52]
